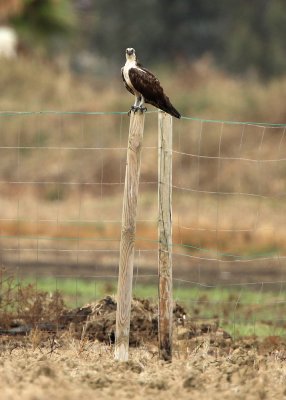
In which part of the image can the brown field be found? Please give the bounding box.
[2,338,286,400]
[1,111,286,278]
[1,295,286,400]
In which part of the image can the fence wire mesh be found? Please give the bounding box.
[1,111,286,339]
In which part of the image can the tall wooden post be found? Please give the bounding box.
[115,111,145,361]
[158,111,173,361]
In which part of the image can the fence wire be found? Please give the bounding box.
[1,111,286,339]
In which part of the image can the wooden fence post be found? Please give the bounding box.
[158,111,173,361]
[114,111,145,362]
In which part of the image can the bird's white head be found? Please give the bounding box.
[125,48,136,62]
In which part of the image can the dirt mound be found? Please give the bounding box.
[0,293,231,348]
[64,296,188,346]
[82,297,156,345]
[57,296,232,348]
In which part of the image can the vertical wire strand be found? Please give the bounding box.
[215,123,224,308]
[16,115,22,319]
[35,114,40,309]
[75,116,85,305]
[196,120,203,285]
[233,124,246,335]
[215,123,224,329]
[253,127,266,231]
[56,116,64,284]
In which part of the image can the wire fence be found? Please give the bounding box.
[1,110,286,339]
[0,112,158,308]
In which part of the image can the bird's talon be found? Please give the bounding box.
[128,106,140,116]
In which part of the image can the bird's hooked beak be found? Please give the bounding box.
[126,48,136,60]
[126,48,135,56]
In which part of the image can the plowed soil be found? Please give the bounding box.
[1,296,286,399]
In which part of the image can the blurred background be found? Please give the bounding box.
[0,0,285,120]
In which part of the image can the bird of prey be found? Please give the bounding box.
[121,48,181,119]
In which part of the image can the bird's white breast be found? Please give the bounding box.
[123,60,146,94]
[123,60,136,91]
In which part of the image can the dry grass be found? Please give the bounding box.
[172,56,286,123]
[1,336,286,399]
[0,271,66,329]
[1,55,286,121]
[1,186,285,265]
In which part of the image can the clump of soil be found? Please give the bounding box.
[68,296,231,348]
[81,297,157,345]
[62,296,189,346]
[0,288,231,348]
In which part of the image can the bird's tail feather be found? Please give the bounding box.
[146,96,181,119]
[163,105,181,119]
[158,97,181,119]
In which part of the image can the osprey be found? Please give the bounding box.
[121,48,181,119]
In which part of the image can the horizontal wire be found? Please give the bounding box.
[37,274,158,279]
[0,217,156,224]
[0,180,157,186]
[176,299,286,306]
[0,247,156,253]
[0,180,276,200]
[172,184,283,199]
[0,233,281,260]
[0,110,129,117]
[172,222,276,233]
[1,217,271,233]
[0,243,280,262]
[181,115,286,128]
[0,234,120,242]
[152,238,281,261]
[0,143,284,162]
[0,146,157,151]
[6,274,286,306]
[16,274,286,287]
[172,149,286,163]
[173,278,286,288]
[13,274,286,293]
[172,251,282,263]
[0,110,285,127]
[1,144,283,162]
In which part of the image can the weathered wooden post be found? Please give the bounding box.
[158,110,173,361]
[115,111,145,361]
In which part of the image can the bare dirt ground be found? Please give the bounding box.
[2,335,286,400]
[2,296,286,399]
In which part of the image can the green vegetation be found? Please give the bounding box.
[20,277,286,339]
[9,0,75,52]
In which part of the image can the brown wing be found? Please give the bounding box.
[121,67,134,96]
[129,67,181,119]
[129,67,163,104]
